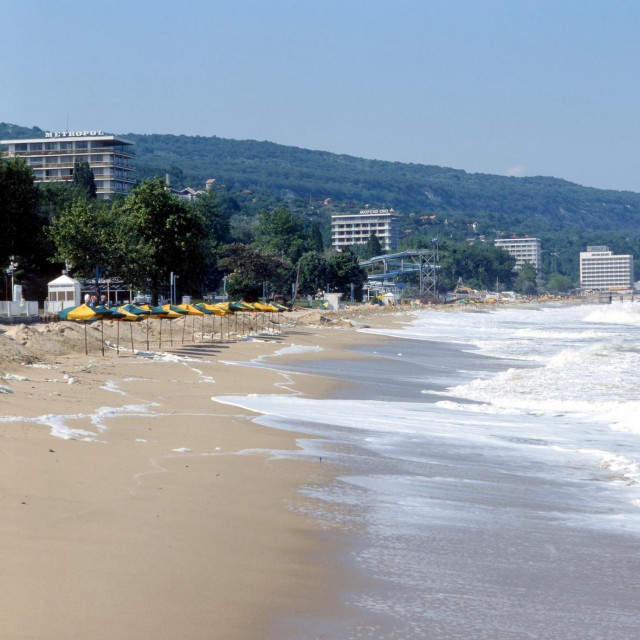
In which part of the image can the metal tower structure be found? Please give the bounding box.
[360,242,440,299]
[419,240,439,298]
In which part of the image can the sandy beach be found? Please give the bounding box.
[0,305,409,639]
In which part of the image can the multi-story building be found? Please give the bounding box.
[494,236,541,271]
[1,129,136,199]
[331,209,399,253]
[579,246,633,291]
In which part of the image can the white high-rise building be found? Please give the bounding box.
[331,209,399,252]
[579,246,633,291]
[1,129,136,199]
[494,236,541,271]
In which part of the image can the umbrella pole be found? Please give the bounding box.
[242,313,245,336]
[202,316,205,342]
[170,320,173,346]
[146,316,149,351]
[84,323,88,355]
[130,322,134,354]
[117,322,120,356]
[101,320,105,356]
[182,316,186,344]
[159,318,163,350]
[235,313,238,334]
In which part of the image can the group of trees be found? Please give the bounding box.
[0,156,368,303]
[0,151,593,305]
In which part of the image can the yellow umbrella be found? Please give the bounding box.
[161,304,188,346]
[114,306,143,355]
[177,303,205,343]
[58,303,106,355]
[142,304,182,350]
[198,303,234,341]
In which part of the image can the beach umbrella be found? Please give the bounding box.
[193,303,216,341]
[252,301,279,332]
[113,306,143,355]
[227,301,255,335]
[268,302,287,332]
[120,303,151,350]
[177,303,205,343]
[228,301,248,335]
[161,304,188,346]
[198,303,234,341]
[144,305,182,349]
[58,303,114,355]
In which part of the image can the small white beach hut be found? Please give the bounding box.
[47,274,81,313]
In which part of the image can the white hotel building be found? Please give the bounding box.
[1,130,136,199]
[331,209,399,253]
[494,236,541,271]
[579,246,634,291]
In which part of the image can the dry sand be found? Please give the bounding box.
[0,305,412,639]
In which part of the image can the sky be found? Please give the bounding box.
[1,0,639,192]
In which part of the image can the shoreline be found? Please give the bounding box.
[1,306,411,639]
[2,299,618,638]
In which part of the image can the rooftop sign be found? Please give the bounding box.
[358,208,395,215]
[45,130,105,138]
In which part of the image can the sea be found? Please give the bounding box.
[215,302,640,640]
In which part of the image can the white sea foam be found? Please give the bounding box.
[3,373,30,382]
[101,380,128,395]
[273,344,324,356]
[221,302,640,510]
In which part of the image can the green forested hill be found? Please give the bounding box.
[3,122,640,240]
[124,131,640,233]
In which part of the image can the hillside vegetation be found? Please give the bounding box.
[3,122,640,282]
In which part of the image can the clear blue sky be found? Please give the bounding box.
[2,0,638,192]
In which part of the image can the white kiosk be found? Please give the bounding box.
[324,292,343,310]
[47,274,81,313]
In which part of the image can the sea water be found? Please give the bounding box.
[215,302,640,639]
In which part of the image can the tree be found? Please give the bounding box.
[72,159,97,199]
[439,242,516,291]
[189,190,230,293]
[547,272,572,293]
[0,157,44,267]
[114,178,208,302]
[514,262,538,295]
[47,197,115,278]
[328,249,367,301]
[229,214,256,244]
[365,232,382,258]
[217,243,291,301]
[309,221,324,253]
[254,206,308,263]
[297,251,330,296]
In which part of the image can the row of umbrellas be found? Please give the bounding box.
[58,300,288,355]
